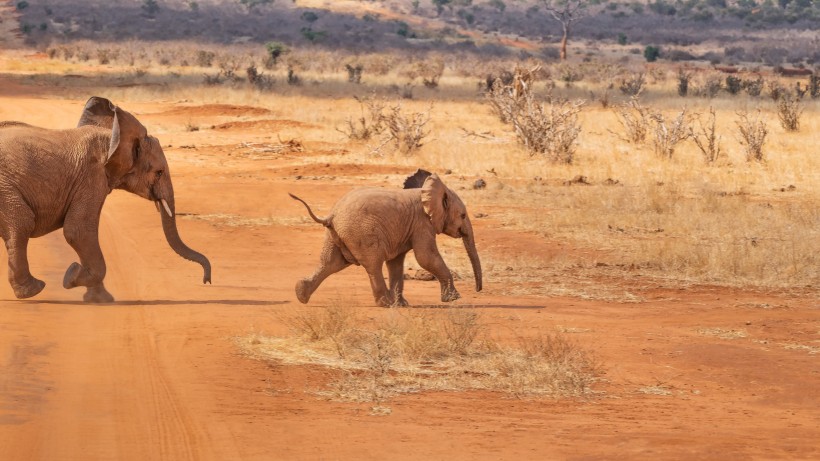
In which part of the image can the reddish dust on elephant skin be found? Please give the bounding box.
[0,93,818,461]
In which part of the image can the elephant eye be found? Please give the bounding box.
[156,170,164,177]
[461,213,467,219]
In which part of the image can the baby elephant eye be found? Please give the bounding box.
[461,213,467,219]
[156,170,164,177]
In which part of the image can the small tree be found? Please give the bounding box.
[265,41,288,66]
[541,0,589,61]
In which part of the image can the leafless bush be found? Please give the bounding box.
[736,109,768,162]
[556,63,583,87]
[618,72,646,96]
[589,88,611,108]
[287,66,301,86]
[611,97,652,144]
[776,93,803,132]
[650,108,691,159]
[690,107,723,164]
[338,95,386,141]
[743,76,764,97]
[695,74,722,98]
[487,75,583,163]
[203,72,223,85]
[767,81,786,101]
[382,103,432,155]
[345,63,363,83]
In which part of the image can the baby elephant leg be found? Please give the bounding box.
[296,237,351,304]
[386,252,409,306]
[414,244,460,303]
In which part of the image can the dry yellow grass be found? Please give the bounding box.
[240,303,600,402]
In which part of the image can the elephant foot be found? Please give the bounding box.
[83,286,114,304]
[12,278,46,299]
[62,262,83,289]
[390,296,409,307]
[295,279,311,304]
[441,287,461,303]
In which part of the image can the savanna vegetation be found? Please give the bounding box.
[1,0,817,405]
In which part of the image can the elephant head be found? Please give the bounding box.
[404,169,482,293]
[77,96,211,284]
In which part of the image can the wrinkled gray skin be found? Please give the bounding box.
[290,169,482,307]
[0,96,210,303]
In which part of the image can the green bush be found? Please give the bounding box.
[644,46,661,62]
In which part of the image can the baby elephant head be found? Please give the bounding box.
[404,169,482,292]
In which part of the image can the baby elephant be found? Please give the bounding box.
[290,169,482,307]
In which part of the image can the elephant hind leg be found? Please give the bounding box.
[364,262,393,307]
[386,252,409,307]
[5,236,45,299]
[297,237,350,304]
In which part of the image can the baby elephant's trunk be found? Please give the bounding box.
[461,218,483,292]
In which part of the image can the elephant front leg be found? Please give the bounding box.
[4,236,46,299]
[414,241,460,303]
[386,252,409,307]
[62,217,114,303]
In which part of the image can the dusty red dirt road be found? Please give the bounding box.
[1,93,818,460]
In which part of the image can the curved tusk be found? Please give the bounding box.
[161,199,173,218]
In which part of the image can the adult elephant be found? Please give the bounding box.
[0,96,211,302]
[290,169,482,307]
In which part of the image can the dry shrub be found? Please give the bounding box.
[736,109,769,162]
[382,103,432,155]
[486,68,584,163]
[243,307,599,402]
[611,97,651,144]
[776,93,803,132]
[690,107,723,164]
[618,72,646,97]
[677,68,693,97]
[338,95,386,141]
[650,108,691,159]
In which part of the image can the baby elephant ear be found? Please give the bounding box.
[421,173,448,233]
[77,96,116,128]
[403,168,433,189]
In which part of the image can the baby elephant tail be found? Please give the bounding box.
[289,193,331,227]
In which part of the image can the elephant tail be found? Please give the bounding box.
[289,193,331,227]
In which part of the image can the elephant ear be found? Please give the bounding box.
[77,96,116,129]
[421,173,448,234]
[78,96,146,181]
[403,168,433,189]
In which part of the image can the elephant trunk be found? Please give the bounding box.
[461,218,482,292]
[156,189,212,284]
